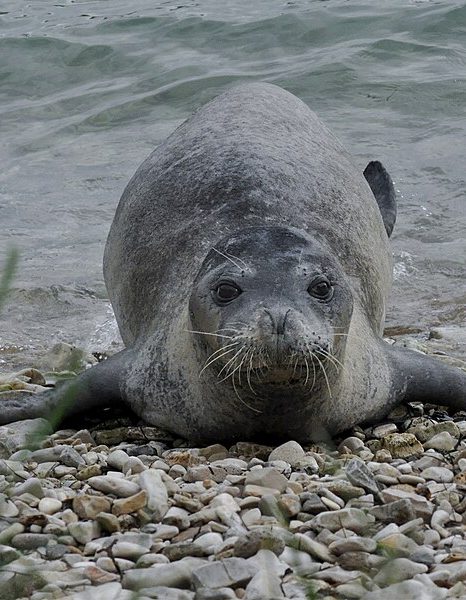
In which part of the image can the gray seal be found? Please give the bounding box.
[2,83,465,442]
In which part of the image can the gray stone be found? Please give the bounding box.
[11,477,44,498]
[244,550,285,599]
[380,488,434,520]
[68,521,100,544]
[363,578,449,600]
[234,528,285,558]
[0,544,20,564]
[59,446,85,468]
[192,557,257,590]
[139,469,169,519]
[107,449,131,471]
[329,536,377,555]
[420,467,454,483]
[64,581,134,600]
[0,496,19,518]
[0,418,51,459]
[112,541,149,560]
[245,468,289,492]
[139,588,195,599]
[268,441,305,466]
[424,432,457,452]
[346,458,380,495]
[292,533,335,563]
[373,557,428,586]
[11,533,55,550]
[369,499,416,525]
[312,507,375,534]
[195,588,236,600]
[38,498,62,515]
[88,475,140,497]
[123,557,207,590]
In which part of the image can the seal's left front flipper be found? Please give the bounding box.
[387,343,466,411]
[0,348,133,426]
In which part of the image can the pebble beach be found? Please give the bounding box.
[1,388,466,600]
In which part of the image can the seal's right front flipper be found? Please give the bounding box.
[0,349,132,426]
[363,161,396,237]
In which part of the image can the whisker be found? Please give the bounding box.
[217,347,244,378]
[313,353,332,398]
[212,247,250,272]
[199,343,239,377]
[186,329,233,339]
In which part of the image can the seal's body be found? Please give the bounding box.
[3,83,465,441]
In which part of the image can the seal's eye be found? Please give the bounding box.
[214,283,242,304]
[308,276,333,302]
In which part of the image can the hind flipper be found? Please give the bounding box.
[387,344,466,410]
[0,349,133,426]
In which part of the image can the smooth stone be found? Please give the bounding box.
[139,587,194,599]
[420,467,454,483]
[369,499,416,525]
[409,421,460,443]
[0,496,19,518]
[373,557,428,586]
[107,449,131,471]
[112,541,149,560]
[244,550,285,599]
[38,498,62,515]
[380,488,434,520]
[65,581,134,600]
[11,477,44,499]
[372,423,398,438]
[362,578,448,599]
[377,533,420,558]
[139,469,169,520]
[312,508,375,534]
[88,475,140,497]
[0,418,51,459]
[136,554,170,567]
[280,547,320,576]
[123,557,207,590]
[424,432,457,452]
[0,544,21,564]
[192,557,257,590]
[325,481,365,501]
[234,528,285,558]
[195,588,236,599]
[329,536,377,555]
[11,533,55,550]
[59,446,85,468]
[72,494,111,519]
[292,533,335,563]
[0,523,25,544]
[96,512,121,533]
[268,441,305,466]
[338,437,365,453]
[68,521,101,545]
[245,468,289,492]
[112,490,147,516]
[210,458,248,474]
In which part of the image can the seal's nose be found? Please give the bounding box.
[264,308,290,335]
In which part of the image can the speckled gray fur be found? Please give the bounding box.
[1,83,465,441]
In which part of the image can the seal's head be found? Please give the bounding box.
[189,226,353,404]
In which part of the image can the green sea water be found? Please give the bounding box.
[1,0,465,368]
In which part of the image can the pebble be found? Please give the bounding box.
[1,368,464,600]
[267,440,305,466]
[88,475,141,497]
[424,431,457,452]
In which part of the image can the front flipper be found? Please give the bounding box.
[387,344,466,410]
[0,348,133,427]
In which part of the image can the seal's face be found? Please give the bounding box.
[189,226,353,403]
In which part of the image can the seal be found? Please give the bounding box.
[2,83,465,442]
